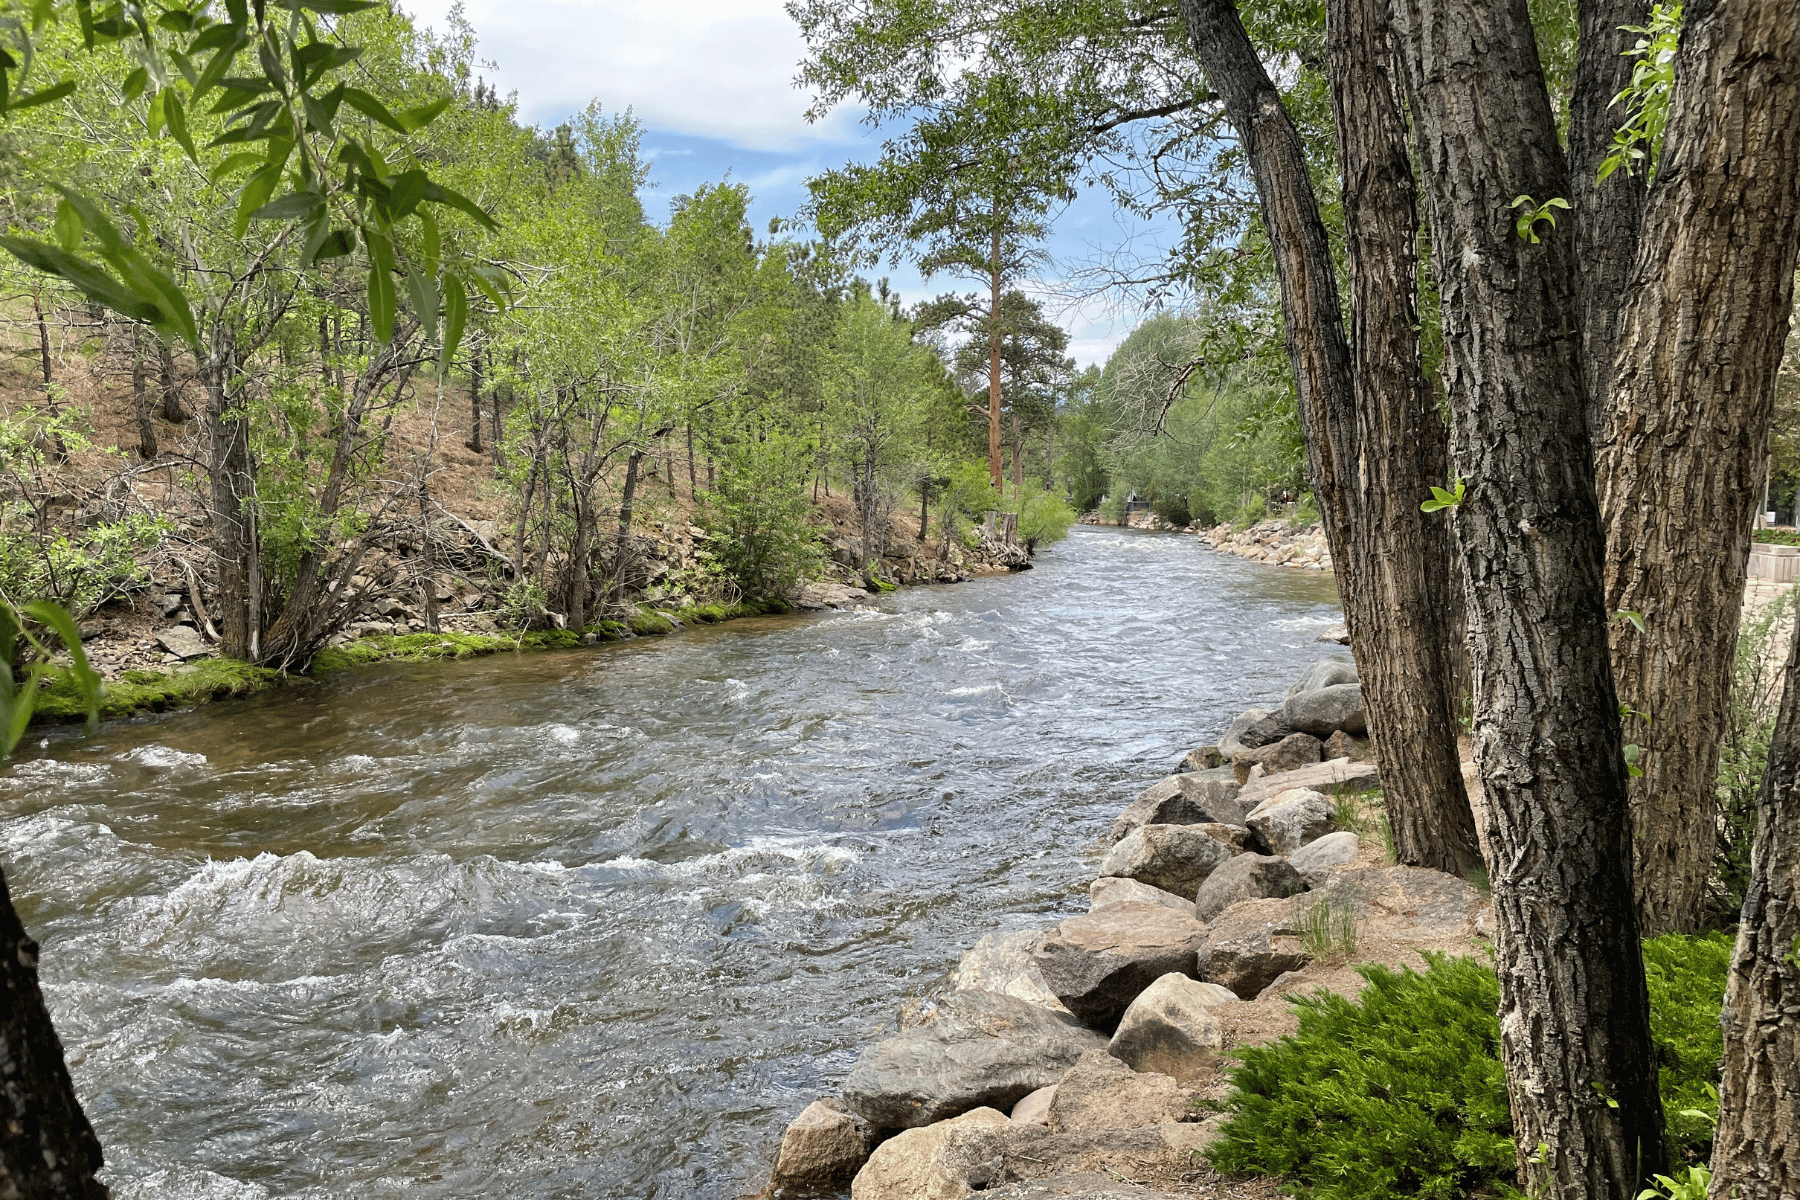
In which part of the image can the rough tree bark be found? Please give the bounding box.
[1598,0,1800,936]
[1392,0,1666,1192]
[0,868,110,1199]
[130,328,156,461]
[1710,589,1800,1197]
[1179,0,1481,872]
[468,346,484,456]
[986,223,1004,490]
[157,343,186,424]
[1324,0,1481,874]
[1569,0,1650,434]
[204,336,257,661]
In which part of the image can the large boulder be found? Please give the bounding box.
[1179,745,1223,772]
[1244,787,1338,856]
[1192,854,1310,923]
[1322,729,1368,761]
[1285,658,1359,698]
[1047,1049,1191,1132]
[1099,825,1238,896]
[767,1098,873,1194]
[1234,711,1295,749]
[841,991,1105,1130]
[1000,1122,1219,1187]
[952,929,1069,1013]
[1235,759,1381,811]
[1289,832,1361,885]
[1196,897,1310,999]
[1108,772,1244,843]
[849,1107,1011,1200]
[1033,902,1209,1030]
[1088,877,1195,919]
[1230,732,1324,784]
[1107,973,1227,1082]
[1216,708,1272,757]
[1312,866,1485,940]
[1282,683,1367,737]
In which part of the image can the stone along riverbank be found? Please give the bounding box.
[5,526,1344,1200]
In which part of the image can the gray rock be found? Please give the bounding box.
[1047,1049,1190,1132]
[848,1106,1011,1200]
[1322,729,1368,761]
[842,991,1104,1130]
[1033,902,1209,1029]
[952,929,1069,1013]
[1235,759,1381,812]
[1179,745,1223,772]
[999,1122,1219,1188]
[1216,708,1272,758]
[1193,854,1310,922]
[1009,1085,1057,1126]
[1282,682,1367,737]
[1314,623,1351,645]
[1088,877,1195,919]
[1196,897,1310,999]
[768,1098,872,1194]
[1312,865,1484,939]
[1107,773,1244,843]
[374,597,414,619]
[151,592,183,617]
[1099,825,1238,897]
[1244,787,1338,856]
[974,1172,1184,1200]
[154,625,210,660]
[1289,832,1361,885]
[1235,711,1295,749]
[1231,732,1324,783]
[1195,822,1257,854]
[1286,657,1359,699]
[1107,973,1226,1082]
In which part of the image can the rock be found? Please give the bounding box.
[768,1098,872,1194]
[1254,971,1313,1001]
[1235,759,1381,812]
[1235,711,1295,749]
[1281,682,1367,737]
[1196,897,1310,999]
[150,592,183,617]
[1001,1121,1219,1186]
[1244,787,1338,856]
[154,626,210,661]
[849,1106,1011,1200]
[1099,824,1238,896]
[1107,773,1244,843]
[1285,657,1359,698]
[1193,854,1310,923]
[1010,1086,1057,1126]
[1047,1049,1190,1132]
[841,991,1104,1130]
[1088,877,1195,919]
[1312,866,1484,939]
[974,1173,1183,1200]
[1107,973,1227,1082]
[375,597,414,619]
[1217,708,1272,757]
[1289,832,1361,885]
[1230,732,1323,783]
[1033,903,1210,1029]
[1314,623,1351,645]
[952,929,1070,1013]
[1179,745,1223,772]
[1322,729,1368,761]
[796,582,872,610]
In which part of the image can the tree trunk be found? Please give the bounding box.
[205,340,258,661]
[1325,0,1481,873]
[618,447,644,540]
[31,295,69,462]
[987,222,1004,490]
[1570,0,1651,435]
[158,343,187,423]
[1392,0,1666,1192]
[1180,0,1482,871]
[1598,0,1800,936]
[468,347,484,455]
[0,867,110,1199]
[1709,584,1800,1198]
[131,329,157,460]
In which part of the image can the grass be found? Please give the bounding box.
[1298,894,1358,965]
[1330,786,1395,864]
[33,656,281,723]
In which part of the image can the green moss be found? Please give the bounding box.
[865,576,897,592]
[675,602,734,625]
[33,657,281,724]
[628,610,676,636]
[311,630,525,674]
[588,620,631,642]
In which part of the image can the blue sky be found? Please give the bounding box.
[399,0,1169,367]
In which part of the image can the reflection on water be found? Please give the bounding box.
[4,527,1339,1199]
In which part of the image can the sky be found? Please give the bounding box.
[397,0,1165,367]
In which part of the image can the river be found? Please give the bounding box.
[2,526,1340,1200]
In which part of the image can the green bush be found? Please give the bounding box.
[703,428,827,600]
[1751,528,1800,545]
[1013,485,1075,549]
[1208,937,1731,1199]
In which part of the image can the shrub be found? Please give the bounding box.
[1013,485,1075,549]
[1208,936,1731,1199]
[1751,527,1800,545]
[704,429,826,600]
[1715,586,1792,918]
[1151,493,1192,528]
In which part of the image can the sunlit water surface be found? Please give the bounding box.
[4,526,1340,1199]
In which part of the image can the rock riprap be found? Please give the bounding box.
[1192,853,1309,922]
[1196,897,1310,999]
[1088,877,1195,918]
[767,1098,873,1194]
[1046,1049,1191,1132]
[849,1106,1011,1200]
[1107,771,1244,843]
[952,929,1069,1013]
[1282,682,1367,737]
[1245,787,1338,856]
[1289,832,1360,885]
[841,991,1104,1130]
[1106,973,1228,1082]
[1230,731,1323,783]
[1033,903,1209,1029]
[1098,824,1237,896]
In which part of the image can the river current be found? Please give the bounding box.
[3,526,1340,1200]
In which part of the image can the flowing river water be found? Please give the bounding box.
[3,526,1341,1200]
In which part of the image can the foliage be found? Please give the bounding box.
[1637,1166,1711,1200]
[1297,895,1358,964]
[1009,484,1074,549]
[1209,937,1732,1198]
[31,654,276,722]
[1715,587,1793,918]
[1751,527,1800,545]
[703,427,827,600]
[1599,3,1685,183]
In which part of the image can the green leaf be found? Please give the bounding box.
[339,85,407,133]
[210,150,266,181]
[406,263,438,344]
[53,198,82,252]
[277,0,381,12]
[421,180,499,231]
[250,190,325,221]
[395,95,450,132]
[164,87,198,161]
[439,271,466,379]
[234,163,281,236]
[366,230,395,344]
[386,168,427,218]
[466,263,510,311]
[419,209,440,272]
[0,236,164,324]
[122,66,149,104]
[1615,609,1646,634]
[9,79,76,111]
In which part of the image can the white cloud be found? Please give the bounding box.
[402,0,861,150]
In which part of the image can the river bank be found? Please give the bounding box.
[757,645,1493,1199]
